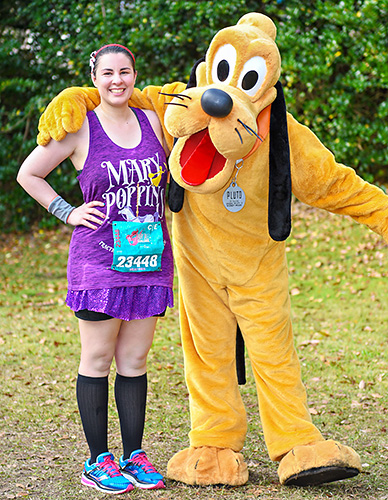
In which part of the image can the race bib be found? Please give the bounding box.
[111,221,164,272]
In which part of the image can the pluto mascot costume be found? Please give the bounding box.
[37,13,388,487]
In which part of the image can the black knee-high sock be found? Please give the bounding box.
[115,373,147,460]
[76,374,109,463]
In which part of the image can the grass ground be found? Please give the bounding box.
[1,201,387,499]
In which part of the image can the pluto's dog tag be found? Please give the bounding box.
[222,159,246,212]
[223,182,246,212]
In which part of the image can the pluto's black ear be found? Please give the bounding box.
[268,81,292,241]
[168,177,185,213]
[168,57,206,213]
[187,56,205,88]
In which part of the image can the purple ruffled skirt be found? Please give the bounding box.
[66,285,174,321]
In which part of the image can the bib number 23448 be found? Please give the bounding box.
[111,221,164,273]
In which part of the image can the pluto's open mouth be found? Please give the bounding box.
[180,129,227,186]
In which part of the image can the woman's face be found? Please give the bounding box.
[92,52,137,107]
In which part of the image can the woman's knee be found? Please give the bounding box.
[79,349,114,376]
[114,317,156,375]
[115,347,148,375]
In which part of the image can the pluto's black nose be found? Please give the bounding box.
[200,88,233,118]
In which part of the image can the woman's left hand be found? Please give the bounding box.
[67,201,106,229]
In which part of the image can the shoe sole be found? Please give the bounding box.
[120,471,165,489]
[81,474,134,494]
[283,466,360,486]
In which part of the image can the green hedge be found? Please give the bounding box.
[1,0,387,231]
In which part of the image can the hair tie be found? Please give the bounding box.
[89,50,97,73]
[89,44,136,74]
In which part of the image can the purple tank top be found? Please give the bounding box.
[67,108,173,291]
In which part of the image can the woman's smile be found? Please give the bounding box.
[110,88,126,95]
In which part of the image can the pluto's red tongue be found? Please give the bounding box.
[180,129,225,186]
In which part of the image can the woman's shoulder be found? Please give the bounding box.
[139,108,162,134]
[135,108,166,153]
[62,115,90,170]
[44,115,88,154]
[141,108,158,122]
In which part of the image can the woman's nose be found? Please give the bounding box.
[112,72,123,83]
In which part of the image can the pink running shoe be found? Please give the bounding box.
[82,452,134,494]
[119,449,165,489]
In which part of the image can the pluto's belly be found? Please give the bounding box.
[172,187,285,286]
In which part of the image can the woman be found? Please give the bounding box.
[17,44,173,494]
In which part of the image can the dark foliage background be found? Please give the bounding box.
[1,0,387,230]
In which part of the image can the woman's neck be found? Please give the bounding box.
[96,102,133,126]
[93,102,142,149]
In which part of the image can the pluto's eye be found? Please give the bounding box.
[237,56,267,96]
[211,44,237,86]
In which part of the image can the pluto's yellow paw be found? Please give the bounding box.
[278,439,362,486]
[167,446,248,486]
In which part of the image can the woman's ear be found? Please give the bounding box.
[91,72,97,88]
